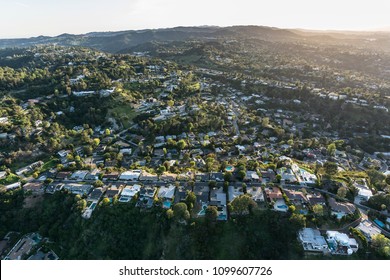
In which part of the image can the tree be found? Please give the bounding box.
[290,213,306,227]
[166,209,174,219]
[312,204,324,216]
[185,191,196,211]
[177,139,187,150]
[93,138,100,147]
[229,194,257,216]
[208,180,216,188]
[327,143,336,156]
[93,180,104,188]
[205,206,218,222]
[101,198,110,206]
[76,199,87,212]
[157,165,166,175]
[337,186,348,199]
[371,234,390,258]
[173,202,190,220]
[224,172,232,182]
[324,161,338,176]
[237,170,246,181]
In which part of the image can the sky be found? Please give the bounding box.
[1,0,390,38]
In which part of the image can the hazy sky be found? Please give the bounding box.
[1,0,390,38]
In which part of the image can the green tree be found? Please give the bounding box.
[173,202,190,220]
[93,180,104,188]
[324,161,338,176]
[371,234,390,258]
[312,204,324,216]
[205,206,218,222]
[327,143,336,156]
[185,191,196,211]
[337,186,348,199]
[229,194,257,216]
[290,213,306,228]
[177,139,187,150]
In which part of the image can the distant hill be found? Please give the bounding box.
[1,25,390,53]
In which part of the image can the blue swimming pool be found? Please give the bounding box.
[90,202,97,210]
[277,205,288,209]
[374,219,385,228]
[163,201,172,209]
[197,204,207,216]
[225,166,234,172]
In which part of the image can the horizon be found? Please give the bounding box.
[1,24,390,40]
[1,0,390,39]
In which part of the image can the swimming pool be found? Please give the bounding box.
[277,205,288,209]
[90,202,97,210]
[225,166,235,172]
[374,219,385,228]
[163,201,172,209]
[197,204,208,216]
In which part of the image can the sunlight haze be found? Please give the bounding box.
[1,0,390,38]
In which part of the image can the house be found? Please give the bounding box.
[195,172,209,182]
[284,189,308,205]
[306,192,326,206]
[104,186,122,201]
[119,170,142,181]
[298,228,329,252]
[326,231,358,255]
[160,172,177,182]
[260,170,275,183]
[119,185,141,203]
[5,182,21,191]
[278,167,297,183]
[87,188,104,202]
[265,186,283,201]
[353,180,373,201]
[84,169,100,181]
[102,172,119,181]
[23,182,44,194]
[194,185,210,215]
[265,186,287,212]
[328,197,356,219]
[246,186,265,203]
[177,172,194,181]
[70,170,89,181]
[139,171,158,182]
[228,185,244,202]
[244,171,260,182]
[45,183,64,194]
[137,186,157,208]
[56,171,72,180]
[356,220,381,241]
[158,185,176,208]
[210,187,227,220]
[174,185,191,204]
[210,172,224,182]
[63,184,92,196]
[4,233,42,260]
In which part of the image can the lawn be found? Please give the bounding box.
[107,104,138,129]
[0,173,20,185]
[40,158,59,173]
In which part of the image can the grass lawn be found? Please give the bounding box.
[0,173,20,185]
[107,104,138,129]
[40,158,59,172]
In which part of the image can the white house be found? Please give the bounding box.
[326,231,358,255]
[158,185,176,200]
[119,185,141,202]
[119,170,142,181]
[298,228,329,252]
